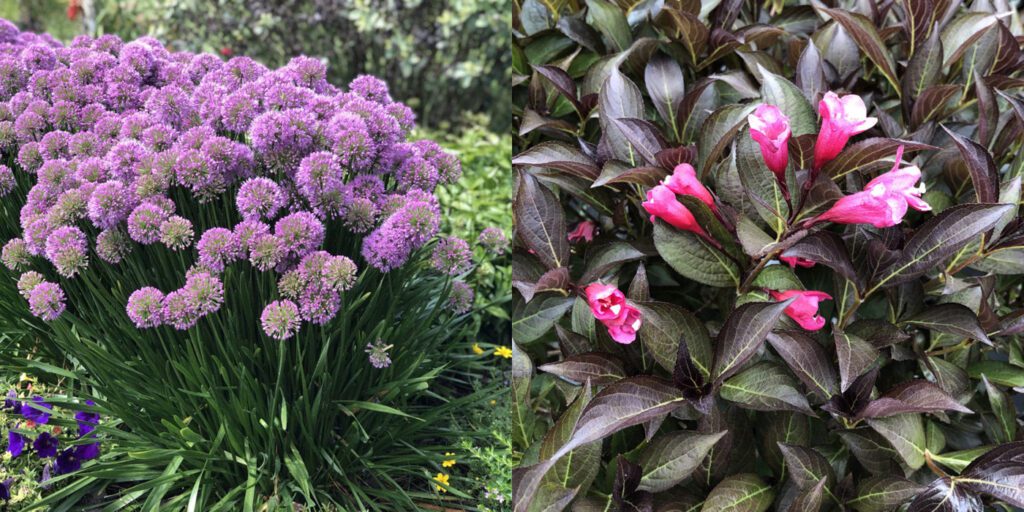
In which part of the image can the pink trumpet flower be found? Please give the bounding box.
[813,92,877,170]
[769,289,832,331]
[584,283,642,344]
[748,104,791,179]
[664,163,716,211]
[780,255,815,269]
[568,220,596,243]
[816,146,930,228]
[642,185,707,237]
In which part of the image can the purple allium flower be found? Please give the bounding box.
[54,448,81,474]
[249,234,285,272]
[161,289,198,330]
[196,227,239,271]
[174,148,224,202]
[159,215,194,251]
[347,175,385,200]
[39,130,70,161]
[414,140,461,184]
[0,164,14,195]
[44,225,89,277]
[340,95,401,144]
[324,255,357,292]
[75,400,100,436]
[343,197,377,233]
[297,286,340,325]
[68,131,101,157]
[8,430,25,458]
[220,90,261,133]
[183,271,224,316]
[17,271,45,299]
[2,238,30,270]
[248,108,319,170]
[430,237,472,276]
[23,396,53,424]
[232,219,270,252]
[107,139,150,181]
[17,141,43,172]
[260,300,301,340]
[325,113,375,172]
[33,432,59,458]
[236,177,285,221]
[361,200,440,272]
[448,281,474,314]
[127,202,169,244]
[23,216,53,255]
[87,180,134,229]
[274,211,325,259]
[478,227,508,255]
[349,75,391,104]
[296,151,345,216]
[74,156,108,183]
[96,228,132,264]
[127,286,164,328]
[365,340,393,369]
[28,281,66,320]
[395,152,439,191]
[385,102,416,135]
[277,270,304,301]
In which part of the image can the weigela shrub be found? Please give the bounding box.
[0,17,491,509]
[512,2,1024,511]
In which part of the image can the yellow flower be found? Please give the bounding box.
[495,346,512,359]
[442,452,456,467]
[490,399,497,406]
[434,472,450,492]
[472,343,484,355]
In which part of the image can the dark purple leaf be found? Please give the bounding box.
[539,382,600,495]
[910,84,960,128]
[865,413,926,469]
[821,8,900,94]
[635,301,713,376]
[795,41,826,105]
[778,443,835,490]
[873,203,1013,288]
[513,172,571,270]
[513,141,601,181]
[848,476,925,512]
[645,53,686,134]
[637,431,726,492]
[822,138,937,180]
[785,478,826,512]
[906,477,982,512]
[720,361,814,415]
[697,103,758,178]
[960,441,1024,507]
[600,69,646,163]
[579,241,645,285]
[857,380,972,419]
[902,24,943,100]
[701,474,775,512]
[712,300,794,383]
[835,328,880,392]
[781,231,859,288]
[941,126,998,203]
[767,330,839,400]
[610,117,669,166]
[538,352,627,385]
[533,65,581,112]
[901,303,993,346]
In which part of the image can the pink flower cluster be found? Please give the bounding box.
[584,283,642,344]
[0,21,481,337]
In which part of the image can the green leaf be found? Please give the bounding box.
[848,476,925,512]
[967,360,1024,387]
[637,431,726,492]
[698,103,758,178]
[585,0,632,52]
[759,67,816,136]
[736,133,790,234]
[981,376,1016,444]
[513,295,575,343]
[866,413,927,470]
[540,382,600,494]
[721,362,814,414]
[653,221,740,287]
[700,474,775,512]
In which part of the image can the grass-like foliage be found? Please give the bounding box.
[512,1,1024,511]
[0,17,506,511]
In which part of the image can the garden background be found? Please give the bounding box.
[0,0,512,509]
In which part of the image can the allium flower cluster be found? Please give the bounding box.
[430,236,472,276]
[0,25,466,337]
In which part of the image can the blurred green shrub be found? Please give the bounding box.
[93,0,510,130]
